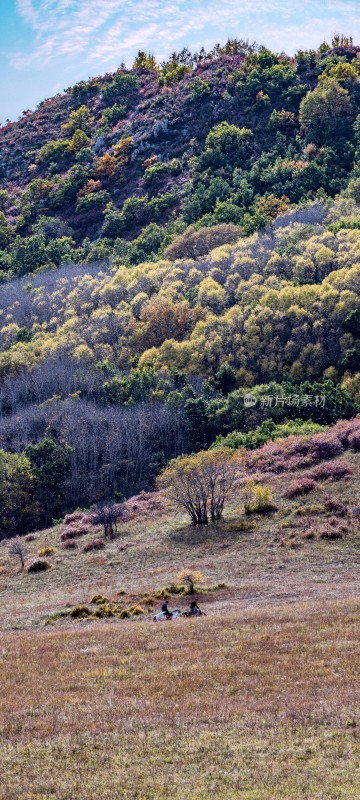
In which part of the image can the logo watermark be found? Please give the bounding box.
[243,394,326,409]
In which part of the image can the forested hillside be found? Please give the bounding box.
[0,35,360,537]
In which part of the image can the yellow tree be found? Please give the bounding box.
[157,449,244,525]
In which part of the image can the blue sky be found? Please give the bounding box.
[0,0,359,122]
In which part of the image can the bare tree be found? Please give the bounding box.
[89,500,126,538]
[9,538,26,569]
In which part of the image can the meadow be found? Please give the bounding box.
[1,429,360,798]
[0,599,360,799]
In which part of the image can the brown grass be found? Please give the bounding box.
[1,448,360,797]
[0,599,360,799]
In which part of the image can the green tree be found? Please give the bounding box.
[25,439,73,524]
[299,79,354,146]
[0,450,37,539]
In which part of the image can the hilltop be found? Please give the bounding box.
[0,37,360,274]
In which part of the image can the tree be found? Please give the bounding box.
[89,500,126,538]
[157,449,243,525]
[25,439,73,525]
[9,538,26,568]
[0,450,37,539]
[133,51,158,71]
[176,568,205,594]
[299,79,354,146]
[62,105,95,136]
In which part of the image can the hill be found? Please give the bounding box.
[0,36,360,530]
[0,38,360,276]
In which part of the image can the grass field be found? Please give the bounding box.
[1,599,360,800]
[1,442,360,798]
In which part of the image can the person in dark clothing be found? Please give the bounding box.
[189,598,201,615]
[161,600,172,619]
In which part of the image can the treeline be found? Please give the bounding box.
[0,399,186,539]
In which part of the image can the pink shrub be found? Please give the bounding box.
[60,525,89,541]
[348,431,360,451]
[285,478,316,498]
[246,423,356,475]
[63,539,77,549]
[308,460,353,482]
[83,539,105,553]
[63,512,85,525]
[324,497,347,515]
[331,418,360,447]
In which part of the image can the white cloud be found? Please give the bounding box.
[10,0,360,70]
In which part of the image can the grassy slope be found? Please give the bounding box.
[1,440,360,798]
[1,448,360,631]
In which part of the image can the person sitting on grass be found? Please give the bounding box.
[161,599,172,619]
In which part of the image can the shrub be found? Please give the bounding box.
[91,594,110,604]
[285,478,316,498]
[130,606,145,615]
[69,605,92,618]
[63,539,77,549]
[83,538,105,552]
[244,481,277,513]
[308,460,353,482]
[38,547,55,556]
[61,526,89,541]
[27,559,50,573]
[93,604,114,618]
[64,512,85,525]
[348,432,360,451]
[176,569,205,595]
[324,497,347,515]
[319,529,343,540]
[119,608,131,618]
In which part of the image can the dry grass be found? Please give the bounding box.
[1,599,360,799]
[1,448,360,797]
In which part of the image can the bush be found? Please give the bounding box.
[176,570,205,594]
[63,539,77,549]
[91,594,110,604]
[27,559,50,573]
[38,547,55,556]
[324,497,347,515]
[83,538,105,552]
[129,606,145,615]
[64,512,85,525]
[244,481,277,513]
[93,604,115,618]
[61,526,89,541]
[285,478,316,497]
[119,608,131,618]
[308,460,353,482]
[348,432,360,451]
[69,605,92,618]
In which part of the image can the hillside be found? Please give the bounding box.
[1,418,360,630]
[0,38,360,276]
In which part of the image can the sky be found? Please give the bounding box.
[0,0,359,122]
